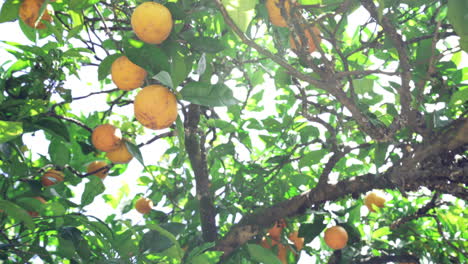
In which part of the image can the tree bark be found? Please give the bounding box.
[185,104,218,242]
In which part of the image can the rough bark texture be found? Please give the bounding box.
[185,104,218,242]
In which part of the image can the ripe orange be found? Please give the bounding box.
[324,226,348,250]
[135,197,153,214]
[28,196,46,217]
[288,231,304,251]
[86,161,109,180]
[19,0,53,29]
[265,0,290,27]
[41,169,64,187]
[364,192,386,212]
[91,124,122,152]
[106,141,133,164]
[131,2,173,44]
[276,243,289,264]
[290,26,321,53]
[267,219,286,240]
[111,56,147,91]
[260,236,279,249]
[134,85,178,130]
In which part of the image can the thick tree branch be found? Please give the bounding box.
[184,104,217,242]
[215,119,468,257]
[360,0,413,128]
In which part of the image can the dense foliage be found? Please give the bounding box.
[0,0,467,263]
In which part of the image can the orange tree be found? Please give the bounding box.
[0,0,467,263]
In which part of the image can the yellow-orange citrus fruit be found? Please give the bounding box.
[134,85,178,130]
[364,192,386,212]
[131,2,173,44]
[135,197,153,214]
[86,161,109,180]
[266,0,290,27]
[277,243,289,264]
[91,124,122,152]
[324,226,348,250]
[19,0,53,29]
[268,219,286,240]
[41,169,64,187]
[290,26,321,53]
[111,56,147,91]
[106,141,133,164]
[260,237,279,249]
[288,231,305,251]
[28,196,46,217]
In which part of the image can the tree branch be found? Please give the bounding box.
[214,118,468,257]
[184,104,217,242]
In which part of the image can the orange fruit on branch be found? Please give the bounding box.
[41,169,64,187]
[134,84,178,130]
[364,192,386,212]
[276,243,290,264]
[288,231,305,251]
[135,197,153,214]
[131,2,173,44]
[290,26,321,53]
[86,161,109,180]
[106,141,133,164]
[324,225,348,250]
[266,0,290,27]
[91,124,122,152]
[267,218,286,240]
[111,56,147,91]
[260,236,279,249]
[19,0,53,29]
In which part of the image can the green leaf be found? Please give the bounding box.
[246,244,282,264]
[299,215,326,243]
[448,0,468,38]
[0,0,20,23]
[81,176,105,207]
[0,199,35,230]
[374,142,388,171]
[152,71,174,90]
[49,139,70,167]
[298,149,327,168]
[191,251,223,264]
[181,82,239,107]
[170,47,190,88]
[223,0,258,32]
[189,37,226,53]
[124,40,170,75]
[352,79,374,94]
[97,54,121,81]
[125,140,144,166]
[186,242,216,261]
[0,121,23,144]
[141,224,183,258]
[33,117,70,142]
[449,87,468,106]
[59,226,83,247]
[372,226,392,239]
[274,68,291,89]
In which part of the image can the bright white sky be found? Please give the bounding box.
[1,4,466,263]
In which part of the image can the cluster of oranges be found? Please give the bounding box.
[261,192,387,262]
[110,2,178,131]
[260,219,304,263]
[266,0,322,54]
